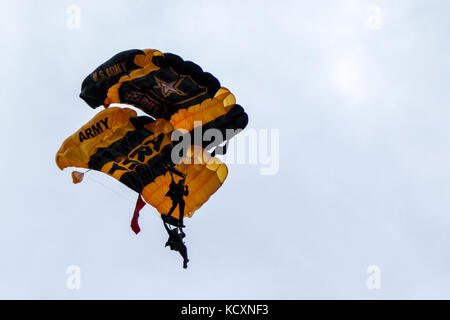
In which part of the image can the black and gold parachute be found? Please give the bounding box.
[56,107,228,220]
[57,48,249,268]
[80,49,248,150]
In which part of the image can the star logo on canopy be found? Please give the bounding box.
[153,76,187,98]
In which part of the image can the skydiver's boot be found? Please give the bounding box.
[183,259,189,269]
[162,214,184,227]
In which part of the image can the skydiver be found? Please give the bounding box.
[165,178,189,228]
[163,220,189,269]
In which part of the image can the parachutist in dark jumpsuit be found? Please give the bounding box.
[163,222,189,269]
[165,178,189,228]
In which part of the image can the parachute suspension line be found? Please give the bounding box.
[165,163,186,183]
[88,175,136,204]
[89,176,149,235]
[84,158,150,235]
[85,158,138,204]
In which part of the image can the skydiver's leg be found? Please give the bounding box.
[178,200,185,227]
[178,244,189,268]
[167,200,179,216]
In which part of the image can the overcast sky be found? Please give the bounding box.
[1,0,450,299]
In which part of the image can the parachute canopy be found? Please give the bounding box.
[80,49,248,149]
[57,47,249,268]
[56,107,228,219]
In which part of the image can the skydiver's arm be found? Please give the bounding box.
[167,166,185,179]
[184,186,189,196]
